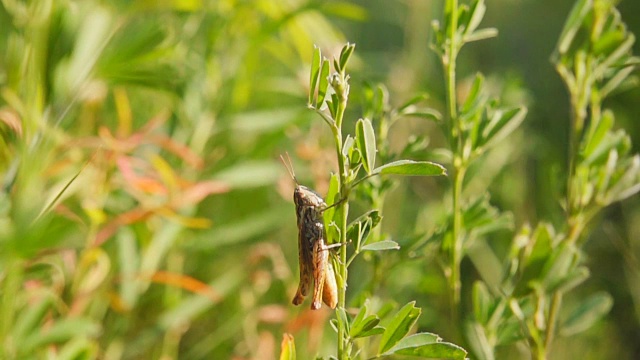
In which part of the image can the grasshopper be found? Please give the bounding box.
[280,154,339,310]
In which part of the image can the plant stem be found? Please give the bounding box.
[443,0,463,321]
[333,91,350,360]
[450,165,465,313]
[544,53,594,360]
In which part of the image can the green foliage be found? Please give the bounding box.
[306,43,457,360]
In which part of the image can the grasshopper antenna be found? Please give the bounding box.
[279,152,298,185]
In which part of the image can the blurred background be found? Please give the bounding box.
[0,0,638,359]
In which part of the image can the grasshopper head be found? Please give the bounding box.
[294,185,325,208]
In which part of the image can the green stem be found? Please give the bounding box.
[443,0,463,321]
[545,53,594,359]
[333,92,350,360]
[450,165,465,314]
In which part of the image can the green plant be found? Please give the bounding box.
[429,0,527,323]
[462,1,640,359]
[282,43,467,359]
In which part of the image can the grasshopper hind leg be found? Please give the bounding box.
[311,239,330,310]
[292,241,312,305]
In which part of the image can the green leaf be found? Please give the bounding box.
[464,28,498,43]
[20,318,101,354]
[328,92,340,118]
[607,155,640,203]
[399,106,442,122]
[393,342,468,359]
[541,243,578,292]
[372,160,447,177]
[350,301,369,335]
[472,281,492,325]
[465,322,495,360]
[461,73,485,114]
[385,332,440,354]
[548,266,590,294]
[374,84,388,115]
[480,106,527,151]
[361,240,400,252]
[601,64,636,99]
[317,58,331,107]
[594,34,635,80]
[339,43,355,72]
[351,308,382,339]
[324,173,340,239]
[554,0,591,56]
[582,110,615,162]
[346,210,382,247]
[378,301,421,355]
[336,306,350,335]
[309,46,321,106]
[357,326,386,338]
[342,135,355,159]
[398,93,429,112]
[356,118,377,174]
[465,0,487,36]
[383,332,467,358]
[13,292,56,340]
[560,292,613,336]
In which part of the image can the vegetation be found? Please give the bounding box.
[0,0,638,359]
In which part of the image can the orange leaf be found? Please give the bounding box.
[148,271,220,302]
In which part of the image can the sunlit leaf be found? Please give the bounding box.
[356,118,376,174]
[317,58,331,107]
[378,301,421,355]
[361,240,399,252]
[310,46,322,106]
[372,160,446,176]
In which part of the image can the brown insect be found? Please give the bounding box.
[281,154,338,310]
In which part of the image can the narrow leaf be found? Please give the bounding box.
[378,302,421,355]
[465,322,495,360]
[337,307,350,335]
[361,240,400,252]
[352,316,382,338]
[481,106,527,151]
[350,302,369,337]
[465,0,487,35]
[323,173,340,241]
[472,281,492,325]
[346,210,382,247]
[385,332,440,354]
[356,118,377,174]
[398,93,429,112]
[358,326,386,338]
[317,58,330,107]
[372,160,447,177]
[464,28,498,43]
[309,46,322,106]
[339,43,355,72]
[554,0,591,55]
[560,292,613,336]
[393,342,468,359]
